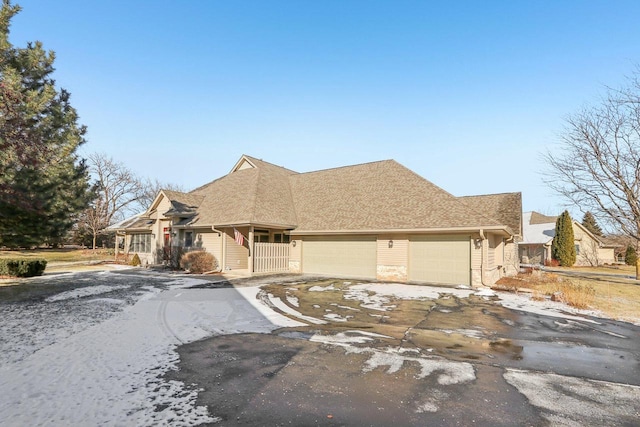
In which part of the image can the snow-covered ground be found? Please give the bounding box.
[1,272,636,426]
[0,271,298,426]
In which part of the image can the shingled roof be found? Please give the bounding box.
[182,155,298,227]
[160,190,204,216]
[459,192,522,237]
[127,155,520,235]
[529,211,558,225]
[290,160,515,233]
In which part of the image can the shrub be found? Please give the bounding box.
[115,253,130,264]
[0,258,47,277]
[551,210,576,266]
[544,258,560,267]
[157,246,184,269]
[625,245,637,266]
[553,280,596,309]
[130,253,141,266]
[180,251,217,273]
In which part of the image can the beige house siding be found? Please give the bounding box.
[198,231,223,269]
[289,239,302,273]
[224,227,249,270]
[483,234,505,285]
[376,235,408,282]
[156,196,172,219]
[598,247,615,264]
[573,223,611,266]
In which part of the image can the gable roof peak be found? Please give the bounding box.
[231,154,298,175]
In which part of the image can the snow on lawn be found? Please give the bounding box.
[0,280,298,426]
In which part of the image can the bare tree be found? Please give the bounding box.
[544,68,640,277]
[80,153,144,249]
[136,178,186,212]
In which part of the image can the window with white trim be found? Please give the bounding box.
[129,234,152,253]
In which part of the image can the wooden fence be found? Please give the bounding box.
[254,243,290,273]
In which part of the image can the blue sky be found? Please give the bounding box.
[9,1,640,215]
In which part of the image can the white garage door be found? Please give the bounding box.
[302,236,377,279]
[409,235,470,286]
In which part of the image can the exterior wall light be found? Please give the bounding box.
[292,240,297,247]
[388,240,393,249]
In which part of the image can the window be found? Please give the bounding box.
[255,234,270,243]
[575,244,580,255]
[185,231,193,247]
[129,234,152,253]
[274,233,291,243]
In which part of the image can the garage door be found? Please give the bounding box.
[302,236,377,279]
[409,235,470,286]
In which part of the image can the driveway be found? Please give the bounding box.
[0,270,638,426]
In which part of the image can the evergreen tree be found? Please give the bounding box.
[625,245,637,266]
[0,1,93,247]
[551,210,576,266]
[581,211,603,236]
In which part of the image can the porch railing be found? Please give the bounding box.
[254,243,290,273]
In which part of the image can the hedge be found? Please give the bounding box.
[0,258,48,277]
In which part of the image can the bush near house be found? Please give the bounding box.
[180,251,217,274]
[130,253,141,266]
[624,245,637,266]
[0,259,47,277]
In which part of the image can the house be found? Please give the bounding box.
[112,155,522,287]
[519,211,616,266]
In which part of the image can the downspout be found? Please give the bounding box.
[479,229,486,287]
[212,226,224,272]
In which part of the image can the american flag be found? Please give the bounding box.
[234,228,244,246]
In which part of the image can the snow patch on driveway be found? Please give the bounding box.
[504,368,640,426]
[345,283,474,310]
[46,284,130,302]
[311,331,475,386]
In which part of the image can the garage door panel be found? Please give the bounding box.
[303,237,376,279]
[409,236,470,285]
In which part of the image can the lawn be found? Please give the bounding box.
[551,264,637,276]
[0,248,114,263]
[495,269,640,324]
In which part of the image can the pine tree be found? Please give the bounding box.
[551,210,576,266]
[581,211,603,236]
[625,245,637,266]
[0,1,93,247]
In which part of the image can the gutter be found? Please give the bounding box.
[479,229,486,287]
[290,226,511,236]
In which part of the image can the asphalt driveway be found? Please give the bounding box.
[0,270,638,426]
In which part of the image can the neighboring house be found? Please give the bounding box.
[519,211,616,266]
[112,155,522,287]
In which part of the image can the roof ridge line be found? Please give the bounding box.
[295,159,395,176]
